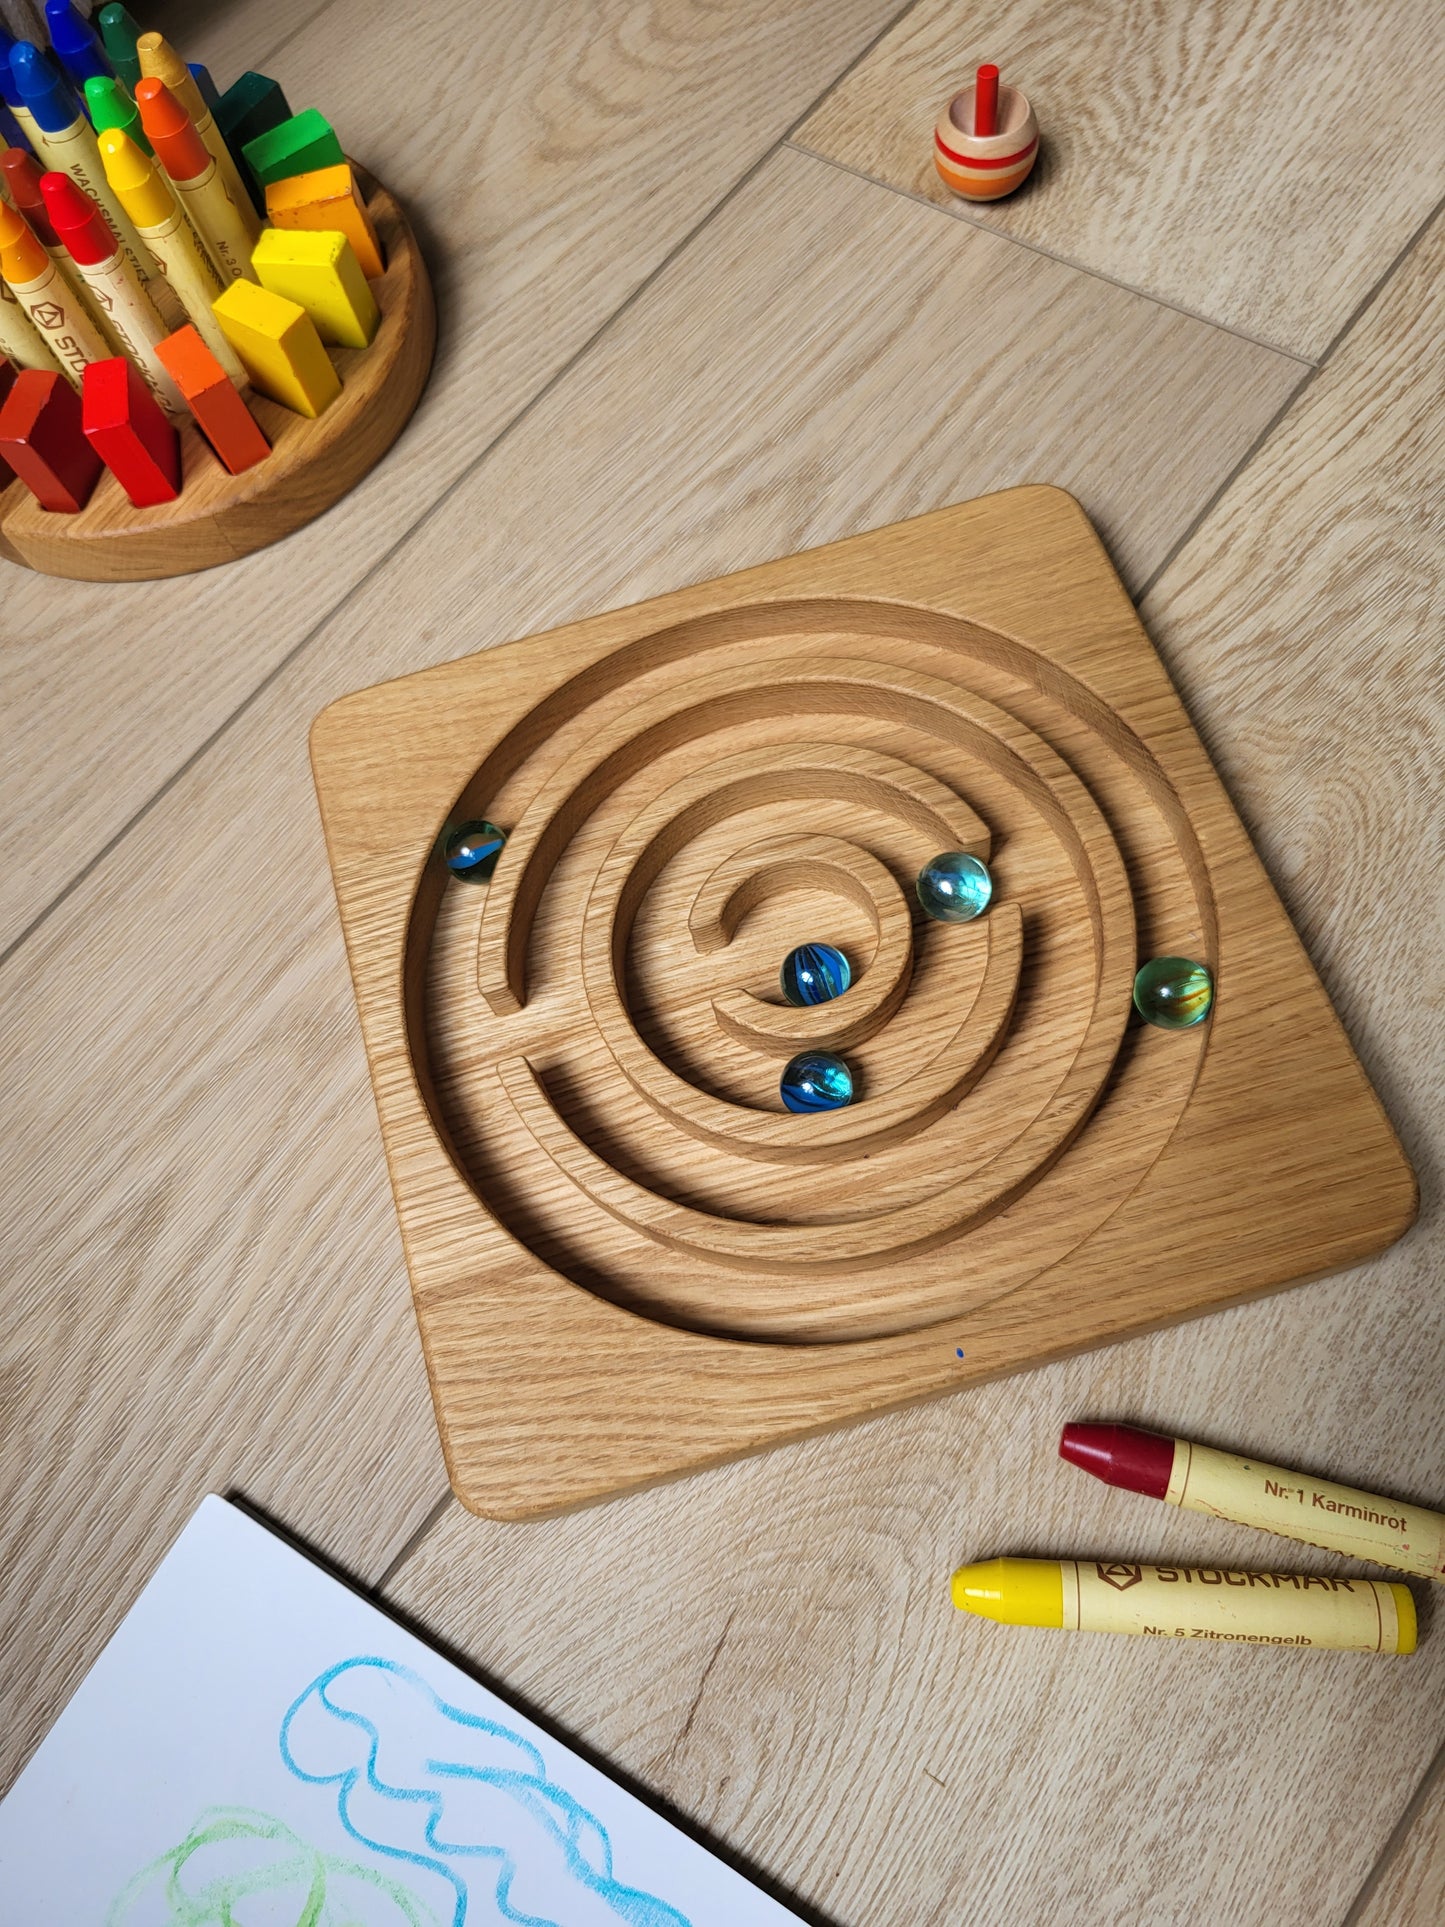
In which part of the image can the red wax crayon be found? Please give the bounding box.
[974,62,1000,138]
[82,354,180,505]
[154,324,269,475]
[0,366,102,510]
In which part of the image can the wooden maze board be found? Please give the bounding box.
[310,488,1416,1519]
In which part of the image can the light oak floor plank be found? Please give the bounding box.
[794,0,1445,360]
[0,148,1301,1795]
[0,0,908,956]
[1351,1747,1445,1927]
[377,204,1445,1919]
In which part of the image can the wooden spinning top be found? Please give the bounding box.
[934,62,1039,201]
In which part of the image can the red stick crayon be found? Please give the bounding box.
[974,62,999,138]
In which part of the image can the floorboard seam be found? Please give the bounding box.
[1340,1733,1445,1925]
[782,140,1316,363]
[373,1489,458,1594]
[1134,195,1445,606]
[0,10,919,976]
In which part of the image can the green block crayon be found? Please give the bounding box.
[217,70,291,212]
[84,73,151,154]
[97,3,144,93]
[241,108,343,188]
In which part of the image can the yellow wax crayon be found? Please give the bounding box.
[951,1557,1416,1654]
[212,278,339,417]
[98,126,248,388]
[136,33,261,246]
[251,227,377,349]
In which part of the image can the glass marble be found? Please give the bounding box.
[780,1050,854,1113]
[444,819,506,883]
[1133,956,1213,1029]
[780,941,852,1007]
[916,851,993,923]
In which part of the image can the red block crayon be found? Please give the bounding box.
[0,357,17,487]
[82,354,180,505]
[154,324,269,475]
[0,366,102,510]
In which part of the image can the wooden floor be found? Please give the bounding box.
[2,1,1442,1919]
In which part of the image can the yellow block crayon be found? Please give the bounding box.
[251,228,378,349]
[951,1557,1416,1655]
[264,163,383,279]
[212,278,339,417]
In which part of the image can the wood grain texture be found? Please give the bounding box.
[0,0,908,951]
[795,0,1445,358]
[375,202,1445,1921]
[0,148,1301,1794]
[311,487,1413,1517]
[0,180,434,580]
[1353,1751,1445,1926]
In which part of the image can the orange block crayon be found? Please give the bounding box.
[82,353,180,505]
[265,162,383,279]
[0,364,102,508]
[155,322,269,474]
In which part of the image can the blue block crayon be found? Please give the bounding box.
[188,61,221,114]
[44,0,113,90]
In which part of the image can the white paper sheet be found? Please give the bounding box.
[0,1496,802,1926]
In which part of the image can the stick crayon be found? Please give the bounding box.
[41,168,185,417]
[951,1557,1416,1654]
[1061,1423,1445,1583]
[136,34,260,245]
[45,0,114,91]
[0,194,107,385]
[97,5,143,93]
[0,102,30,170]
[9,41,164,308]
[136,76,257,286]
[99,126,245,384]
[85,74,151,155]
[0,30,43,149]
[3,143,115,342]
[0,273,61,374]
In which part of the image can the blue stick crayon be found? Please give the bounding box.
[44,0,114,90]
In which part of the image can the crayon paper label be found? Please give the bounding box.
[1063,1562,1408,1652]
[1168,1443,1445,1581]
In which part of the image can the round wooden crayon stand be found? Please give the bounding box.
[0,169,434,581]
[310,490,1415,1518]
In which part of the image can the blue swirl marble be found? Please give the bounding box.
[780,1051,853,1113]
[779,942,851,1007]
[916,851,992,923]
[444,821,506,883]
[279,1656,690,1927]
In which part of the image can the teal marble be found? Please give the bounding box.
[916,851,993,923]
[1133,956,1213,1029]
[780,1051,854,1113]
[781,942,851,1007]
[444,819,506,882]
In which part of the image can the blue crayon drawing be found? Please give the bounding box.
[280,1656,693,1927]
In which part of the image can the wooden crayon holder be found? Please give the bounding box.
[0,168,434,581]
[310,489,1416,1520]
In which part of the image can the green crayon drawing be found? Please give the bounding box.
[107,1806,442,1927]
